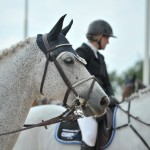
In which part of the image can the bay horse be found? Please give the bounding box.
[13,86,150,150]
[0,15,109,150]
[122,75,146,101]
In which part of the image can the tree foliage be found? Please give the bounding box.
[109,60,143,94]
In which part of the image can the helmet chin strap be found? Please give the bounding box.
[97,36,103,50]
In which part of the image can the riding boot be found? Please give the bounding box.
[81,141,95,150]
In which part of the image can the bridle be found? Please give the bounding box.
[0,34,99,136]
[40,34,97,107]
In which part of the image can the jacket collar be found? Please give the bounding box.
[86,41,98,58]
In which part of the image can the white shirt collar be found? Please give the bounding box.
[86,41,98,58]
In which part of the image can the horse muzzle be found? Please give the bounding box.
[78,95,110,118]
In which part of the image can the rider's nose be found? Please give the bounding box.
[100,96,109,107]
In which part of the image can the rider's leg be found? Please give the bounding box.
[81,141,95,150]
[77,116,98,148]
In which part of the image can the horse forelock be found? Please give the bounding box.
[0,38,33,60]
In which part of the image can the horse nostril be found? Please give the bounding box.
[100,96,109,106]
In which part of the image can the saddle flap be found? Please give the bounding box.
[55,121,82,144]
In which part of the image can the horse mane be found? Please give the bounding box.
[125,85,150,102]
[0,38,33,60]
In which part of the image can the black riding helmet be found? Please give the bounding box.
[86,20,116,41]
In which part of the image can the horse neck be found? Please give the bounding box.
[0,38,45,150]
[0,38,43,125]
[123,86,150,127]
[125,85,150,103]
[122,84,134,101]
[122,80,147,101]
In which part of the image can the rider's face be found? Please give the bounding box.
[101,36,110,50]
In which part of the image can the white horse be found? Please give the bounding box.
[0,15,109,150]
[13,86,150,150]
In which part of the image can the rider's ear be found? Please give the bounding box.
[47,14,66,41]
[61,20,73,36]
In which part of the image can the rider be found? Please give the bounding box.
[76,19,118,150]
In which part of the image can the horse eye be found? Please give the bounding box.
[64,57,74,64]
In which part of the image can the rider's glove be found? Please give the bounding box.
[109,95,119,107]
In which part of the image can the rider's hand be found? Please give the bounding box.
[109,95,119,107]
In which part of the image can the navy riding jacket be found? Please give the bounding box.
[76,43,114,97]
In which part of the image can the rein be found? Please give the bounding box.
[0,104,81,136]
[115,102,150,149]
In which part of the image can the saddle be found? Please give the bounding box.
[55,107,114,149]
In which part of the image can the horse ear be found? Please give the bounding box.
[47,14,67,41]
[61,20,73,36]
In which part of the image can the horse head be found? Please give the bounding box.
[34,15,109,117]
[122,74,146,101]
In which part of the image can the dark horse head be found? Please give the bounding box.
[122,74,146,101]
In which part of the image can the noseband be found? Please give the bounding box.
[40,34,97,108]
